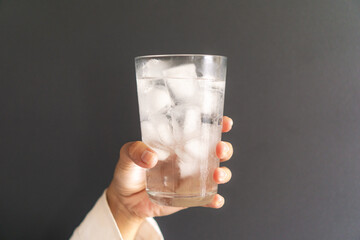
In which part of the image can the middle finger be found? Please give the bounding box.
[216,141,233,162]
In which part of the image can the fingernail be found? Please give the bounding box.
[221,142,229,158]
[218,169,227,181]
[141,150,155,165]
[217,196,224,207]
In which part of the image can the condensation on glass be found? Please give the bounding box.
[135,54,227,207]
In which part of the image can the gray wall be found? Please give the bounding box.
[1,0,360,239]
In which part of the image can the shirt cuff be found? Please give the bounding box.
[70,190,164,240]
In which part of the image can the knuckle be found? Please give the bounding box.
[120,142,132,156]
[128,141,142,158]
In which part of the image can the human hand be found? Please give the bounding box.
[106,116,234,239]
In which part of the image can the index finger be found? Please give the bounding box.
[222,116,233,133]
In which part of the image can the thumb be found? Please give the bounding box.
[119,141,158,170]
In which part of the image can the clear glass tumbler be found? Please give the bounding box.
[135,54,227,207]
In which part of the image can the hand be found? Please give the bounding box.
[107,116,234,239]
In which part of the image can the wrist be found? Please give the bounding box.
[106,185,145,239]
[106,185,144,223]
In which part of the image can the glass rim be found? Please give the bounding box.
[135,54,227,60]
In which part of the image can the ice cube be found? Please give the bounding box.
[137,79,172,120]
[157,119,175,146]
[175,148,199,178]
[141,87,172,119]
[198,81,225,115]
[172,105,201,141]
[181,138,208,178]
[142,59,169,78]
[200,91,218,115]
[137,78,151,95]
[184,138,209,160]
[141,116,174,147]
[151,147,170,160]
[163,64,197,78]
[141,121,158,144]
[149,115,175,146]
[150,88,172,113]
[178,159,199,178]
[164,64,198,103]
[166,78,197,103]
[183,107,201,137]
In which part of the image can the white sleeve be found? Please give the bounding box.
[70,190,164,240]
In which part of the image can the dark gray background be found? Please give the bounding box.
[1,0,360,239]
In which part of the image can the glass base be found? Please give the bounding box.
[147,191,216,207]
